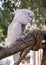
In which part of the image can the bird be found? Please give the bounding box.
[5,9,34,64]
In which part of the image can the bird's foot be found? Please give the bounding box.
[19,35,26,43]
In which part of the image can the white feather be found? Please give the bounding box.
[5,9,34,63]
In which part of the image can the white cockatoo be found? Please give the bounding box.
[5,9,34,64]
[6,9,34,46]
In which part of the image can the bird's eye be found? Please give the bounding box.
[28,13,33,20]
[28,13,30,15]
[29,16,32,18]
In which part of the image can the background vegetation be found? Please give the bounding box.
[0,0,46,42]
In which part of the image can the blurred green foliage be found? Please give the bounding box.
[0,0,46,42]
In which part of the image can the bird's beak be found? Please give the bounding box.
[32,15,35,21]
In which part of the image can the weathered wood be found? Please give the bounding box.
[0,29,46,60]
[14,46,33,65]
[41,35,46,65]
[0,34,35,60]
[41,49,46,65]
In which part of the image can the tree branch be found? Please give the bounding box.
[0,29,46,60]
[0,34,35,60]
[14,46,33,65]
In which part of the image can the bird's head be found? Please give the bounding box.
[20,9,34,34]
[12,9,34,25]
[16,9,34,25]
[27,10,34,21]
[22,9,34,25]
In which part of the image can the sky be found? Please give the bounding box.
[0,1,2,7]
[0,1,4,10]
